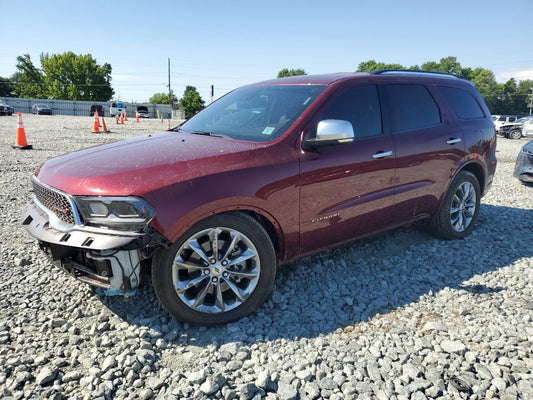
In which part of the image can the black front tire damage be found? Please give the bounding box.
[152,212,277,326]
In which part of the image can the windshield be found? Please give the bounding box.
[178,85,326,142]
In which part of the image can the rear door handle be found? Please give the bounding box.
[372,150,393,159]
[446,138,462,145]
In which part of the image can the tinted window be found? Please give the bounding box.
[318,85,382,138]
[384,84,441,133]
[440,86,485,119]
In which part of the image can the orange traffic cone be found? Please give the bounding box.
[13,112,32,149]
[135,111,139,123]
[101,116,109,133]
[167,119,171,130]
[124,111,128,121]
[120,112,124,124]
[92,111,100,133]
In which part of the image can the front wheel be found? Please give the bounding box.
[152,212,277,325]
[430,171,480,240]
[509,129,522,140]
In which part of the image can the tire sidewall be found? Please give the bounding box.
[152,213,276,325]
[435,171,481,239]
[510,130,521,140]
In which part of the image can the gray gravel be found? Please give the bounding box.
[1,114,532,399]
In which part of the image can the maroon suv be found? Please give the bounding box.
[22,71,497,325]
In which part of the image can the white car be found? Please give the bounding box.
[501,116,533,139]
[109,101,126,117]
[521,119,533,138]
[492,115,521,133]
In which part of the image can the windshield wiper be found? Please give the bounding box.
[186,130,227,138]
[171,127,228,138]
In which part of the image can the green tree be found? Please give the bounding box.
[0,76,14,97]
[356,60,405,72]
[277,68,307,78]
[517,80,533,114]
[11,52,114,101]
[469,67,500,112]
[178,86,205,118]
[149,91,178,105]
[12,54,46,98]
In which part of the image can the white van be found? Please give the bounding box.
[109,102,126,117]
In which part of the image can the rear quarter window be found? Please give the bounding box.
[383,84,442,133]
[440,86,485,120]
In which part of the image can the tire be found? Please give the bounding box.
[152,212,277,325]
[509,129,522,140]
[430,171,480,240]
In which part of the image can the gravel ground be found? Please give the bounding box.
[1,114,532,400]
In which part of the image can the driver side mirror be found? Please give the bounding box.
[305,119,355,147]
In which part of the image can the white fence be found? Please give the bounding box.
[0,97,174,119]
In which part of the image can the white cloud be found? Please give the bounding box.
[112,74,136,80]
[495,69,533,83]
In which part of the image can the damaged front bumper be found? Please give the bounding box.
[22,200,166,296]
[514,144,533,183]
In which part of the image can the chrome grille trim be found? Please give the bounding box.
[32,177,78,226]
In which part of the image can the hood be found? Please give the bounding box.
[36,131,259,196]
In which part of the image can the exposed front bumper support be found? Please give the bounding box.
[22,202,138,250]
[22,202,156,296]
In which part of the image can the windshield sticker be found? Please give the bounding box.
[262,127,275,135]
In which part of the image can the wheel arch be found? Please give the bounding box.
[459,161,486,196]
[161,205,285,262]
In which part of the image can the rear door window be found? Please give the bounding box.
[440,86,485,119]
[383,84,442,133]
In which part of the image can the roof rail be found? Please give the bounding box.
[370,69,460,79]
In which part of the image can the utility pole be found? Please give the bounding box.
[529,88,533,115]
[168,58,172,108]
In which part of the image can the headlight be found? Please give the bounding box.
[522,148,533,157]
[74,196,155,231]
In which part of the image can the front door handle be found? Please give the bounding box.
[446,138,462,145]
[372,150,393,159]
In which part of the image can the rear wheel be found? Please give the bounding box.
[152,212,276,325]
[430,171,480,240]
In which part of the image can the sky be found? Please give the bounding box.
[1,0,532,103]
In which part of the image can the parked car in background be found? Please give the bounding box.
[22,71,497,325]
[90,104,105,116]
[109,101,126,117]
[492,115,522,133]
[499,116,532,138]
[0,102,14,115]
[136,105,149,118]
[503,116,533,139]
[514,140,533,183]
[32,104,52,115]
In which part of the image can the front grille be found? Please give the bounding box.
[32,180,76,225]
